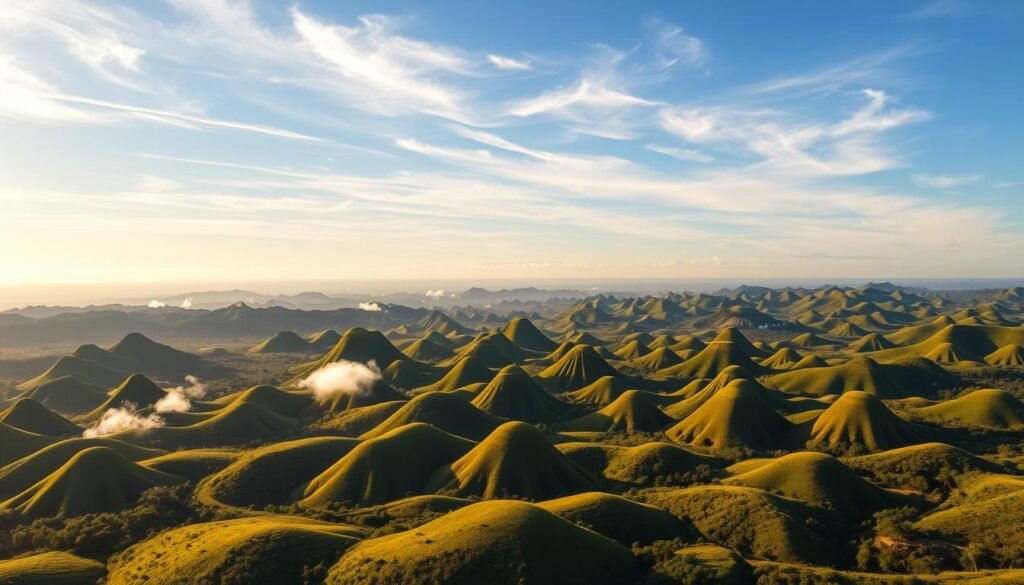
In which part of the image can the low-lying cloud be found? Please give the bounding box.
[181,297,193,309]
[425,289,445,299]
[154,375,206,413]
[358,301,382,311]
[147,299,166,308]
[83,402,163,437]
[298,360,382,403]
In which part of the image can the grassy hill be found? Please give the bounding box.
[413,356,495,393]
[80,374,167,422]
[666,379,794,451]
[470,365,570,424]
[502,317,558,352]
[806,391,926,451]
[764,356,959,399]
[843,442,1003,491]
[17,355,128,394]
[0,398,81,436]
[248,330,311,353]
[106,515,364,585]
[0,423,55,466]
[0,551,106,585]
[326,499,638,585]
[558,441,718,485]
[917,388,1024,428]
[428,421,595,500]
[0,446,182,516]
[15,375,108,415]
[538,345,622,391]
[537,491,687,545]
[658,340,765,378]
[302,423,474,507]
[402,337,454,361]
[361,391,500,441]
[560,390,672,433]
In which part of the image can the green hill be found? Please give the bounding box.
[315,378,405,412]
[445,332,525,369]
[81,374,167,422]
[843,442,1002,491]
[658,341,765,379]
[875,324,1024,362]
[764,356,959,399]
[0,437,164,497]
[0,551,106,585]
[307,329,342,349]
[381,358,441,390]
[537,491,686,546]
[361,391,501,441]
[402,337,454,361]
[249,330,311,353]
[502,317,558,352]
[559,441,718,485]
[885,316,957,345]
[849,332,896,353]
[107,332,218,379]
[0,446,182,516]
[414,356,495,393]
[565,375,632,406]
[326,499,638,585]
[295,327,408,379]
[538,344,622,391]
[15,375,108,415]
[0,399,81,436]
[537,341,577,365]
[0,423,56,466]
[723,451,897,518]
[828,322,869,338]
[662,368,753,419]
[106,515,363,585]
[711,327,769,357]
[302,423,474,507]
[470,365,570,424]
[671,335,707,353]
[160,400,299,448]
[568,330,606,346]
[918,389,1024,428]
[417,310,473,336]
[17,355,128,394]
[428,421,595,500]
[140,448,238,482]
[560,390,672,433]
[790,354,829,370]
[643,485,843,565]
[213,384,313,418]
[199,436,359,507]
[807,391,926,451]
[666,379,793,450]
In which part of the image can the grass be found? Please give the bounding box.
[0,399,81,437]
[806,390,926,451]
[560,390,673,434]
[917,389,1024,429]
[666,379,794,451]
[537,491,688,545]
[0,551,106,585]
[361,391,500,441]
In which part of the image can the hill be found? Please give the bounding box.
[723,451,896,518]
[296,327,408,378]
[402,337,454,362]
[15,375,108,415]
[0,437,164,497]
[446,332,525,369]
[81,374,167,421]
[326,499,638,585]
[760,347,803,370]
[613,339,651,360]
[148,400,300,448]
[302,423,474,507]
[361,391,501,441]
[417,310,473,336]
[17,355,128,393]
[791,333,836,348]
[414,356,494,393]
[0,399,81,436]
[248,330,311,353]
[198,436,359,507]
[843,442,1002,491]
[537,491,686,546]
[561,390,672,433]
[633,347,685,370]
[559,441,718,485]
[658,340,765,379]
[666,379,793,450]
[0,423,56,466]
[764,356,959,399]
[849,332,896,353]
[538,345,622,391]
[470,365,570,424]
[381,358,440,389]
[564,375,631,406]
[106,515,363,585]
[985,344,1024,366]
[643,486,843,565]
[0,446,182,516]
[807,391,926,451]
[0,551,106,585]
[875,324,1024,362]
[107,332,222,379]
[213,384,313,418]
[307,329,342,349]
[502,317,558,352]
[917,389,1024,429]
[428,421,595,500]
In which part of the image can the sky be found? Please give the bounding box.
[1,0,1022,287]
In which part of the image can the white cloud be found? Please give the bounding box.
[83,403,163,437]
[510,78,656,118]
[358,301,382,311]
[488,54,531,71]
[292,10,471,120]
[649,20,707,69]
[299,360,382,403]
[154,375,206,413]
[912,173,981,188]
[425,289,445,299]
[147,299,166,308]
[181,297,193,309]
[645,144,714,163]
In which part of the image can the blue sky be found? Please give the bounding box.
[1,0,1021,285]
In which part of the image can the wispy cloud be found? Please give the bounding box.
[488,54,531,71]
[645,144,714,163]
[912,173,981,188]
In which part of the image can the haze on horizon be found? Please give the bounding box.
[2,0,1022,285]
